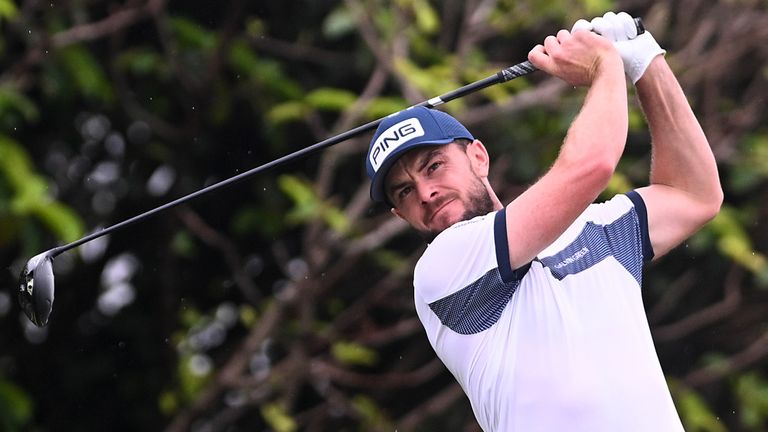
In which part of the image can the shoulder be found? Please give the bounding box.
[583,192,644,225]
[414,212,499,303]
[537,193,649,258]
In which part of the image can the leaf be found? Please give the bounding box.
[32,201,86,244]
[372,249,409,272]
[323,206,351,234]
[708,206,768,276]
[323,6,356,39]
[228,40,302,99]
[601,172,635,198]
[733,372,768,429]
[0,135,84,242]
[411,0,439,34]
[57,45,115,103]
[116,48,170,79]
[178,354,211,400]
[277,175,351,235]
[168,16,217,50]
[332,341,378,366]
[278,175,318,223]
[267,101,309,125]
[0,84,39,123]
[171,231,198,258]
[394,58,461,105]
[730,133,768,193]
[670,380,728,432]
[580,0,616,15]
[352,395,390,428]
[363,96,408,119]
[260,403,297,432]
[0,0,18,20]
[238,304,259,328]
[0,378,33,431]
[157,390,178,416]
[305,87,357,112]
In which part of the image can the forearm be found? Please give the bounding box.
[558,55,628,176]
[503,57,628,268]
[636,57,723,206]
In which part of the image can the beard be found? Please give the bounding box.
[417,177,496,243]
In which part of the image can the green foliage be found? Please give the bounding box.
[171,230,198,258]
[56,45,115,103]
[0,0,18,21]
[0,378,33,432]
[601,171,635,198]
[0,135,84,243]
[278,174,351,235]
[371,249,410,272]
[579,0,616,15]
[363,96,409,119]
[671,381,728,432]
[397,0,439,34]
[352,394,392,429]
[394,58,463,107]
[231,202,287,237]
[734,372,768,429]
[168,16,217,51]
[158,390,178,416]
[228,40,302,100]
[116,48,172,79]
[323,6,356,39]
[0,84,39,128]
[239,304,259,328]
[708,206,768,280]
[488,0,567,34]
[3,1,766,431]
[179,354,212,400]
[305,87,357,112]
[729,133,768,193]
[332,341,379,367]
[260,402,297,432]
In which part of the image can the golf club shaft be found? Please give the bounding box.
[47,17,645,257]
[47,62,537,257]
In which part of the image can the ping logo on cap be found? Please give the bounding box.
[369,117,425,172]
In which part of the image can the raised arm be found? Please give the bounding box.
[504,29,628,269]
[581,12,723,258]
[633,57,723,258]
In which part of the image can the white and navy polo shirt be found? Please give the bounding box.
[413,192,684,432]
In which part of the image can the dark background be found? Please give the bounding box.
[1,0,767,430]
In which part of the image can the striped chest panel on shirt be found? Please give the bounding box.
[427,192,651,335]
[538,208,644,284]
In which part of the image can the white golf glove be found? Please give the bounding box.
[572,12,665,84]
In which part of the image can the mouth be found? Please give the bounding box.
[427,198,456,224]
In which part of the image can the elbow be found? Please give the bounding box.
[696,181,723,225]
[587,156,618,190]
[704,185,724,222]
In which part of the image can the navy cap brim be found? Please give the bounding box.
[369,137,456,203]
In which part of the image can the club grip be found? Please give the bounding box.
[634,17,645,35]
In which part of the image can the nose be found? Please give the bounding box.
[416,181,439,204]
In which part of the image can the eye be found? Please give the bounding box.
[427,161,442,174]
[398,186,413,201]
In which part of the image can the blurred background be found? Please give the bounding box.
[0,0,766,430]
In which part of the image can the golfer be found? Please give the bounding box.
[365,12,722,431]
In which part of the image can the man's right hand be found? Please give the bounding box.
[527,29,624,87]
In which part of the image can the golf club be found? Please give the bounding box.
[18,18,645,327]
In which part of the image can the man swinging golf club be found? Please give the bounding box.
[365,11,722,431]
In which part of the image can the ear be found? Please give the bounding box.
[466,139,491,177]
[390,207,405,220]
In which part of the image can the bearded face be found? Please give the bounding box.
[384,142,500,243]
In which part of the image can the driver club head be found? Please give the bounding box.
[18,252,55,327]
